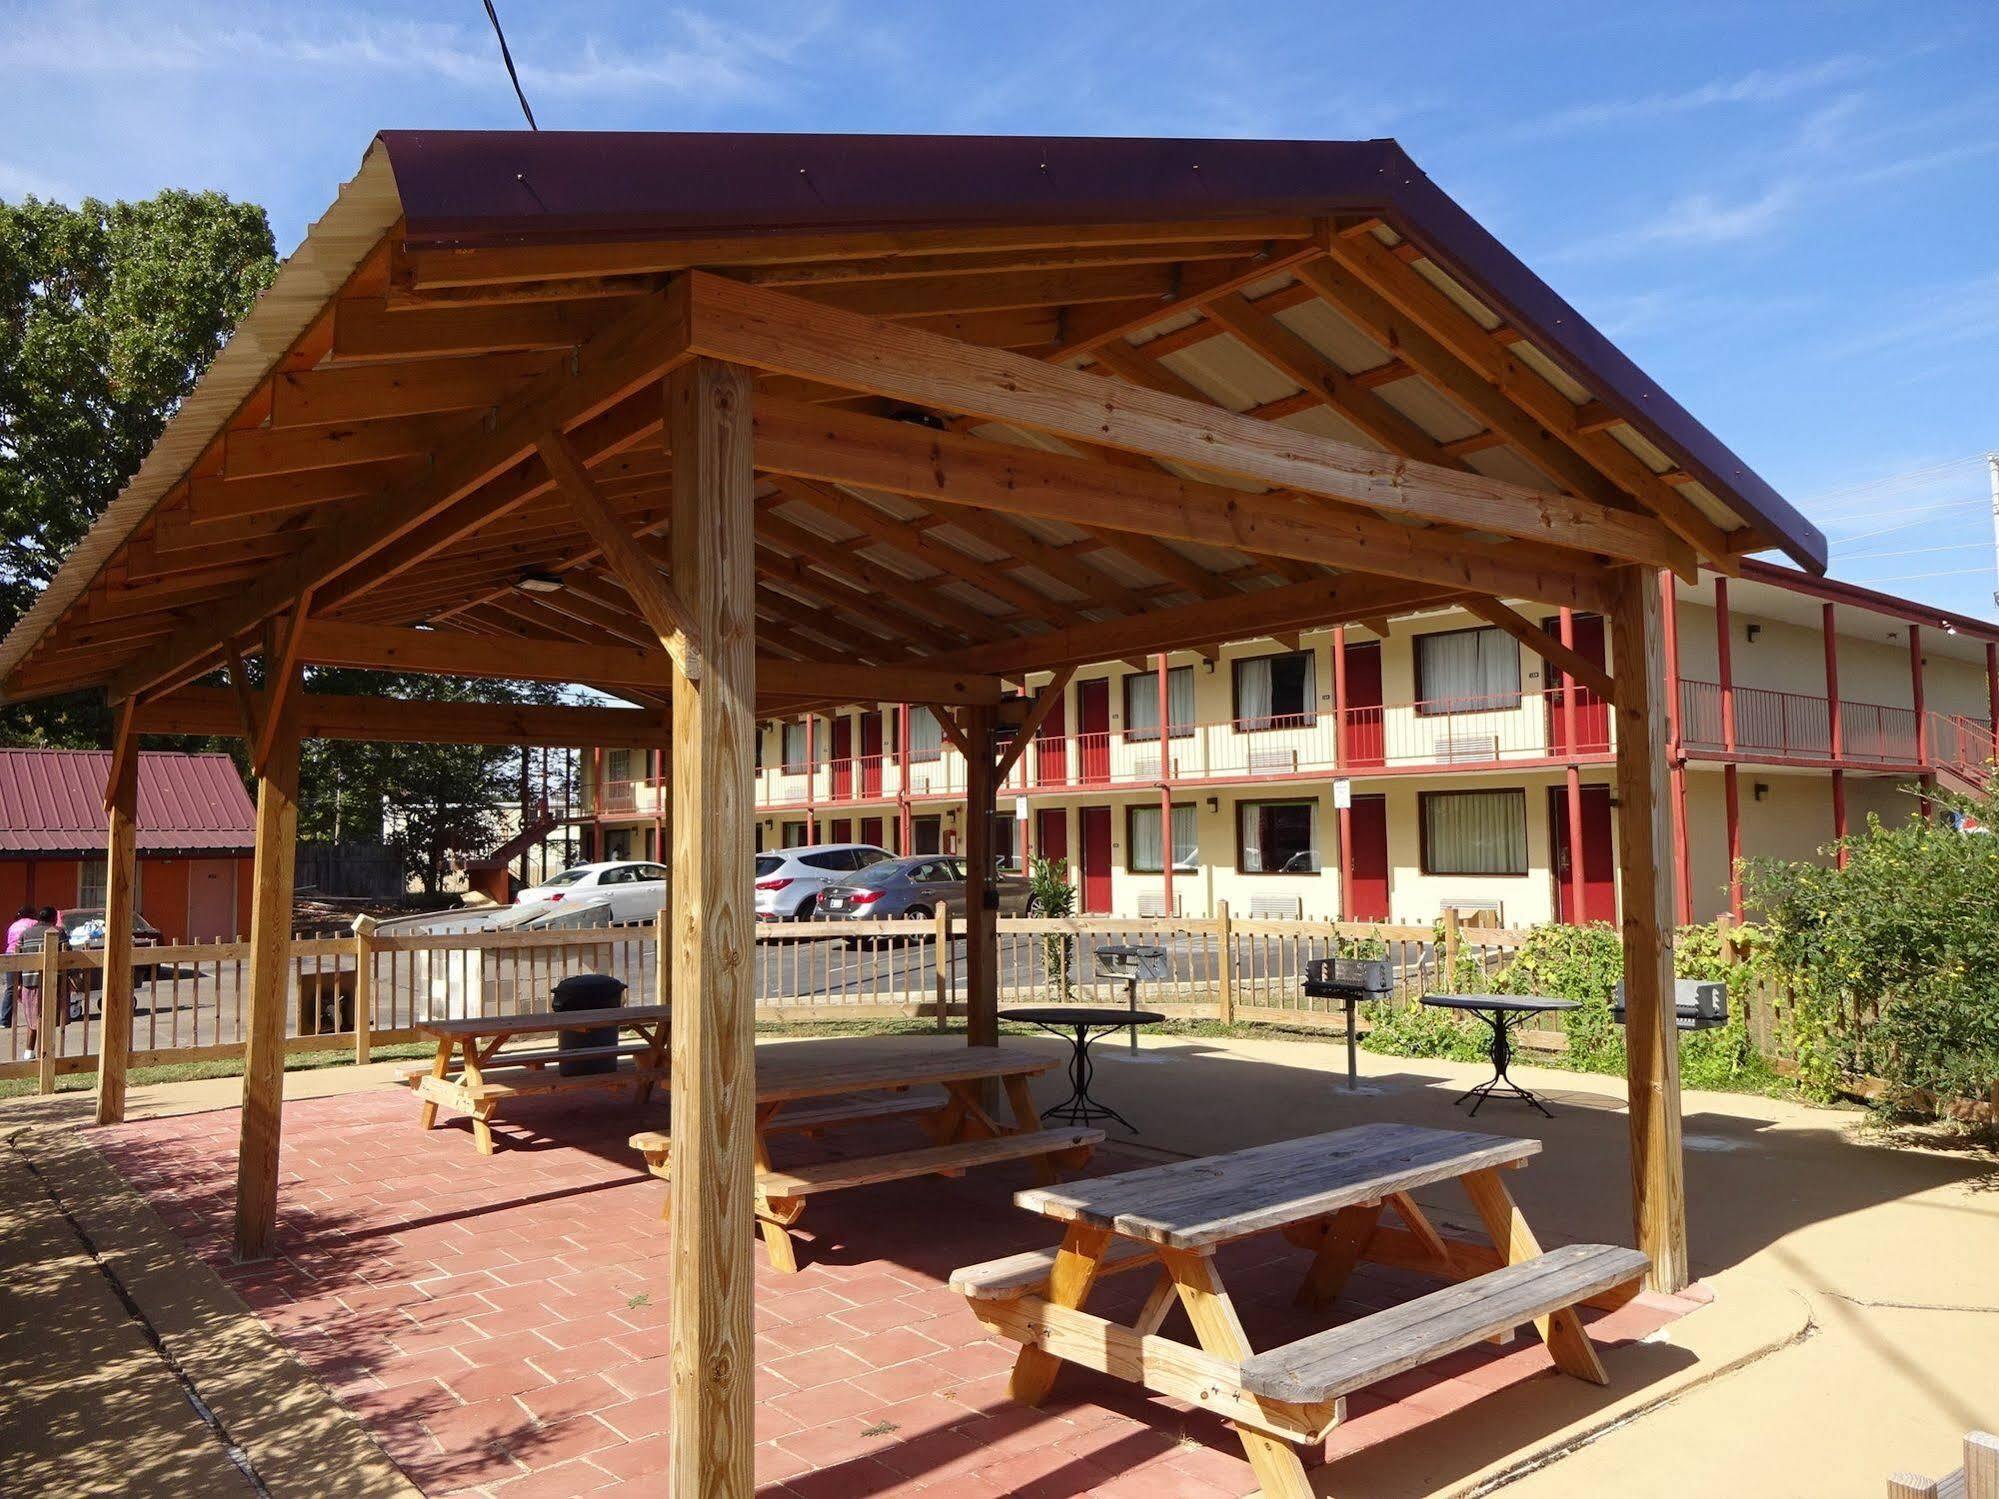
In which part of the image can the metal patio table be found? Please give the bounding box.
[1001,1005,1165,1133]
[1419,993,1579,1118]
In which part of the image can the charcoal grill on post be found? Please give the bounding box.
[1094,943,1168,1056]
[1302,956,1395,1089]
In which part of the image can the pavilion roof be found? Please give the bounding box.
[0,131,1825,711]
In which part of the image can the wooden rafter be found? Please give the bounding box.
[1464,597,1617,704]
[993,669,1075,782]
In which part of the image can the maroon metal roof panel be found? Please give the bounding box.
[375,130,1824,572]
[0,749,256,854]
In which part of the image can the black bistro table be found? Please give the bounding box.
[1001,1005,1165,1134]
[1419,993,1578,1117]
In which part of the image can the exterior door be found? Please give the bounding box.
[913,815,942,855]
[1078,805,1113,914]
[830,717,853,798]
[859,712,884,797]
[1550,784,1617,923]
[859,815,884,849]
[185,858,238,942]
[1345,794,1390,921]
[1542,614,1610,754]
[1342,640,1385,769]
[1077,679,1110,784]
[1035,692,1068,786]
[827,817,852,845]
[1034,808,1068,871]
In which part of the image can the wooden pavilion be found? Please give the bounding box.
[0,132,1826,1493]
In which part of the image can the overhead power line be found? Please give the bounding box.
[481,0,538,129]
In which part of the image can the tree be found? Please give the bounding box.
[0,190,277,744]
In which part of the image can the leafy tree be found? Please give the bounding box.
[0,190,277,744]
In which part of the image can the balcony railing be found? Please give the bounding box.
[581,681,1988,817]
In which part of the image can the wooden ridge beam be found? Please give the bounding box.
[755,399,1612,613]
[1464,597,1618,704]
[684,273,1690,574]
[100,282,694,703]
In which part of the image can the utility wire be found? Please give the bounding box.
[482,0,538,129]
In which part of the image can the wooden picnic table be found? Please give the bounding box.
[953,1122,1648,1499]
[408,1003,671,1155]
[633,1039,1102,1273]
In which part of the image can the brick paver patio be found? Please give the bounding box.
[94,1078,1695,1496]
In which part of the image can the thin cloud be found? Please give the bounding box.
[1549,182,1801,264]
[1506,55,1875,142]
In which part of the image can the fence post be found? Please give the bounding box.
[655,905,671,1010]
[933,906,951,1031]
[1717,911,1737,966]
[1215,901,1235,1026]
[37,930,63,1095]
[1442,907,1461,994]
[351,915,377,1065]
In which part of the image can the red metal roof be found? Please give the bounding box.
[0,749,255,855]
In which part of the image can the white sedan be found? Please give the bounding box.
[514,861,669,924]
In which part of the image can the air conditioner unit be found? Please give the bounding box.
[1133,753,1181,779]
[1248,748,1297,774]
[1248,894,1303,920]
[1136,891,1183,918]
[1434,733,1501,764]
[1438,897,1503,924]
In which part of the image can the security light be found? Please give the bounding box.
[514,572,565,595]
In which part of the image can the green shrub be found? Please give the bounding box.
[1027,857,1077,996]
[1490,922,1625,1071]
[1360,999,1488,1064]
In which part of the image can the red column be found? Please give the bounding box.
[1715,578,1742,919]
[1987,642,1999,737]
[1333,627,1353,922]
[804,714,818,843]
[1559,607,1585,925]
[1156,652,1174,916]
[1911,624,1931,817]
[896,704,912,853]
[1661,572,1692,925]
[1824,603,1847,864]
[590,746,603,862]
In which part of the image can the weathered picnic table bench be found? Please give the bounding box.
[405,1004,670,1155]
[953,1122,1648,1499]
[632,1039,1101,1273]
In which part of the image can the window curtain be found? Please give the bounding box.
[1419,629,1518,711]
[910,707,943,760]
[1238,658,1273,727]
[1126,667,1195,741]
[1131,806,1163,870]
[1424,791,1527,874]
[781,723,808,770]
[1239,802,1263,871]
[1171,804,1196,869]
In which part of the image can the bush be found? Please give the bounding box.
[1490,922,1625,1071]
[1360,999,1488,1064]
[1027,857,1077,996]
[1744,786,1999,1109]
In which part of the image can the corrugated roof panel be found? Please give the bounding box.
[0,750,255,854]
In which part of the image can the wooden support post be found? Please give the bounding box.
[36,929,63,1096]
[233,667,301,1261]
[1716,913,1737,966]
[1660,572,1693,927]
[664,357,758,1499]
[351,915,377,1066]
[94,727,139,1125]
[1442,905,1461,993]
[1215,899,1235,1025]
[933,903,951,1031]
[963,705,999,1054]
[1609,569,1689,1294]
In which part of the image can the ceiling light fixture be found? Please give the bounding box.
[515,572,565,595]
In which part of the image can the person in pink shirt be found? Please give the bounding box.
[3,906,37,1033]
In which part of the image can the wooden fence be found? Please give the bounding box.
[0,905,1537,1090]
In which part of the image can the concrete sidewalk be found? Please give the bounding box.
[1,1033,1994,1497]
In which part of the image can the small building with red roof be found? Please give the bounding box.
[0,748,255,941]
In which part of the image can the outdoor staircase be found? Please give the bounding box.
[1930,712,1996,795]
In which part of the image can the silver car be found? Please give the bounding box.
[753,843,894,920]
[817,856,1039,924]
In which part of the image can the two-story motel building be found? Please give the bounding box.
[577,559,1999,928]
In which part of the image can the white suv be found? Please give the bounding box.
[754,844,893,920]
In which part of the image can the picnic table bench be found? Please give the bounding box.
[632,1040,1101,1273]
[952,1122,1648,1499]
[406,1004,670,1155]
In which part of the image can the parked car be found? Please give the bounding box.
[513,860,669,924]
[817,856,1039,926]
[59,907,165,986]
[753,844,893,920]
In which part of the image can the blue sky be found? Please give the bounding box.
[5,0,1998,615]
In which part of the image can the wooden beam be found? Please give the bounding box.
[93,702,139,1127]
[102,282,693,703]
[994,670,1074,782]
[756,658,1003,707]
[185,462,420,524]
[1464,598,1617,704]
[222,641,262,743]
[684,273,1689,572]
[134,686,671,749]
[537,430,704,681]
[222,414,473,479]
[664,357,758,1496]
[328,297,614,362]
[252,599,311,777]
[1608,568,1689,1293]
[755,399,1612,612]
[270,351,561,427]
[962,702,999,1058]
[233,666,300,1261]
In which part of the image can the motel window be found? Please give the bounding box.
[780,718,829,774]
[1238,801,1318,874]
[605,748,633,785]
[1123,666,1195,742]
[1414,627,1520,714]
[1419,789,1529,876]
[1233,650,1317,730]
[1126,804,1198,873]
[77,858,109,908]
[782,822,809,849]
[990,812,1022,871]
[909,707,944,762]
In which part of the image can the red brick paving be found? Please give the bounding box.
[94,1084,1692,1496]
